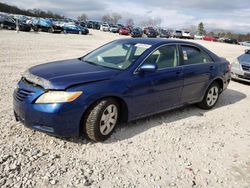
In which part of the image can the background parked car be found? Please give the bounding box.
[13,18,31,32]
[63,24,89,35]
[109,25,119,33]
[143,27,153,35]
[92,21,101,30]
[231,49,250,82]
[181,31,194,39]
[158,29,170,38]
[100,23,109,31]
[32,18,63,33]
[0,14,16,30]
[119,27,130,35]
[194,34,204,40]
[146,27,158,38]
[202,36,217,41]
[224,38,239,44]
[130,27,143,37]
[239,41,250,47]
[173,30,183,38]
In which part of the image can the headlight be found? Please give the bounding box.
[35,91,82,104]
[235,59,239,64]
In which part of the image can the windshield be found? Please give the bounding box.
[239,54,250,62]
[83,41,151,70]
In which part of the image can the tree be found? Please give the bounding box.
[140,17,162,27]
[102,14,112,23]
[77,13,88,21]
[187,25,198,35]
[112,13,122,24]
[126,18,134,27]
[198,22,206,35]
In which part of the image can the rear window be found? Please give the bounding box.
[181,46,213,65]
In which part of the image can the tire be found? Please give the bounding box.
[197,82,220,109]
[0,23,4,29]
[84,99,119,142]
[33,26,38,32]
[48,27,54,33]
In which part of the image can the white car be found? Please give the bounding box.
[100,23,110,31]
[182,31,194,39]
[239,41,250,47]
[194,34,204,40]
[231,49,250,83]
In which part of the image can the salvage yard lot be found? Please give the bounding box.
[0,30,250,187]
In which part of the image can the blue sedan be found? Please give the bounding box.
[63,24,89,35]
[13,39,231,141]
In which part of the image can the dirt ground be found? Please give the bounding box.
[0,30,250,188]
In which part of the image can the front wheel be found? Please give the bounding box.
[197,82,220,109]
[84,99,119,142]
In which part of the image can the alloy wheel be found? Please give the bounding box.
[206,86,219,106]
[99,104,118,135]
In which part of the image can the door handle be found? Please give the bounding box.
[210,65,215,70]
[176,71,182,75]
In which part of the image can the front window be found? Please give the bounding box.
[143,45,178,69]
[83,41,151,70]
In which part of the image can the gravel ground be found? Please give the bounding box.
[0,30,250,188]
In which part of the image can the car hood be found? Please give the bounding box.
[23,59,120,90]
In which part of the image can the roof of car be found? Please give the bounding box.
[116,38,198,46]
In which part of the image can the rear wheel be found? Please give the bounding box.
[197,82,220,109]
[84,99,119,142]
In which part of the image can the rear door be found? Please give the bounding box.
[180,45,214,103]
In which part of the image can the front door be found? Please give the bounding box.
[128,45,184,118]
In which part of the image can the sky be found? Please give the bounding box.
[2,0,250,33]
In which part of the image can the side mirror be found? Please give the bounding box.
[139,63,157,73]
[245,49,250,54]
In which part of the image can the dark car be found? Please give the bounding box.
[13,18,31,32]
[146,28,158,38]
[32,18,63,33]
[231,49,250,82]
[131,27,143,37]
[92,21,101,30]
[224,38,239,45]
[0,14,16,30]
[63,24,89,34]
[14,38,230,142]
[159,29,170,38]
[79,21,86,28]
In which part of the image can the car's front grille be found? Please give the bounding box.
[14,88,34,102]
[242,65,250,72]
